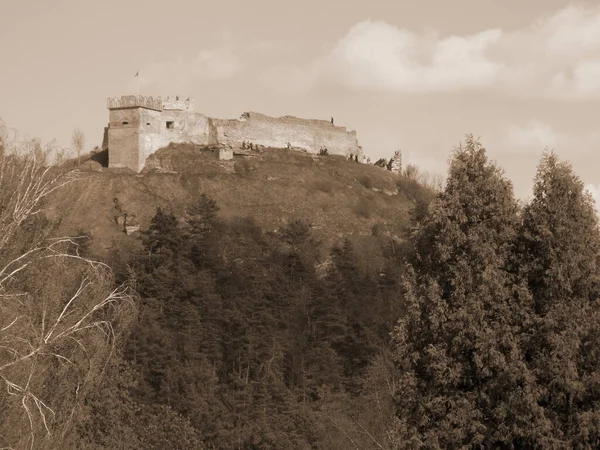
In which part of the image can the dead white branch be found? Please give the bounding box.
[0,126,135,448]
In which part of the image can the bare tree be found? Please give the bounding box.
[0,119,135,449]
[71,128,85,167]
[0,133,78,252]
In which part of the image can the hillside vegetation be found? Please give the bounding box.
[4,128,600,449]
[49,143,434,263]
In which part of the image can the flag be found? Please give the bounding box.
[134,71,139,77]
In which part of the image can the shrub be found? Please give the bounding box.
[234,158,255,175]
[355,196,375,219]
[359,175,373,189]
[371,222,387,236]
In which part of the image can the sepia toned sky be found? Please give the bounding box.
[2,0,600,200]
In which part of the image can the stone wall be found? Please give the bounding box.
[108,104,211,171]
[162,96,195,111]
[211,112,362,158]
[218,148,233,160]
[108,108,142,170]
[137,109,210,171]
[107,97,363,171]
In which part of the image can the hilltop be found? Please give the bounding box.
[48,143,434,265]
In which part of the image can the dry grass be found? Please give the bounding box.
[45,144,433,258]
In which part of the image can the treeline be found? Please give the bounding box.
[4,129,600,449]
[83,135,600,450]
[390,137,600,449]
[77,194,409,449]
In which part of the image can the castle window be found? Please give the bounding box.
[122,121,129,125]
[146,122,151,126]
[166,121,174,129]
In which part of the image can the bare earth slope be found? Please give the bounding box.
[47,144,424,262]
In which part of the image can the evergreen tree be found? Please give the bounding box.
[142,207,182,257]
[186,193,220,236]
[515,151,600,446]
[184,194,221,268]
[390,137,549,448]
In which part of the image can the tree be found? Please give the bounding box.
[0,126,135,449]
[390,136,548,448]
[141,207,182,257]
[515,151,600,445]
[185,193,220,234]
[184,194,221,268]
[72,128,85,167]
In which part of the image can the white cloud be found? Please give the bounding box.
[119,5,600,99]
[507,120,558,151]
[318,20,505,92]
[540,5,600,58]
[551,58,600,98]
[505,119,600,155]
[270,4,600,98]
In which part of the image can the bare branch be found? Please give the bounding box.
[350,415,384,449]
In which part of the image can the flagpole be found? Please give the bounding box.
[136,70,140,98]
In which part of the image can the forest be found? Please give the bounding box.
[2,132,600,449]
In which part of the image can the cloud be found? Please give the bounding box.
[133,47,241,92]
[270,4,600,98]
[507,120,558,151]
[540,5,600,58]
[318,20,506,92]
[550,58,600,98]
[505,119,600,154]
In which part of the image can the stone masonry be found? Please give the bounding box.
[106,95,363,172]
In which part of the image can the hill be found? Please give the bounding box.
[49,143,434,265]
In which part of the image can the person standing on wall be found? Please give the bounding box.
[331,117,334,126]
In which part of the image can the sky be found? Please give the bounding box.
[2,0,600,200]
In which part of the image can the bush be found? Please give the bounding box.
[355,196,375,219]
[234,158,255,175]
[359,175,373,189]
[371,222,387,236]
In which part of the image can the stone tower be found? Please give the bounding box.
[106,95,164,172]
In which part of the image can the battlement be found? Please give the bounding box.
[107,95,163,111]
[162,96,195,112]
[106,94,362,172]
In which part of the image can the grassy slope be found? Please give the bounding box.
[48,144,427,267]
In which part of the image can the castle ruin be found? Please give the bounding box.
[104,95,363,172]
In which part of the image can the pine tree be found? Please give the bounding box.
[390,137,549,448]
[186,193,220,236]
[142,207,182,256]
[185,194,221,268]
[515,151,600,446]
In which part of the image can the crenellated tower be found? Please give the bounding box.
[106,95,164,171]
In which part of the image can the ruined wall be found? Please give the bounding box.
[108,104,210,171]
[212,112,362,158]
[101,127,109,151]
[107,97,363,172]
[137,109,210,171]
[218,148,233,160]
